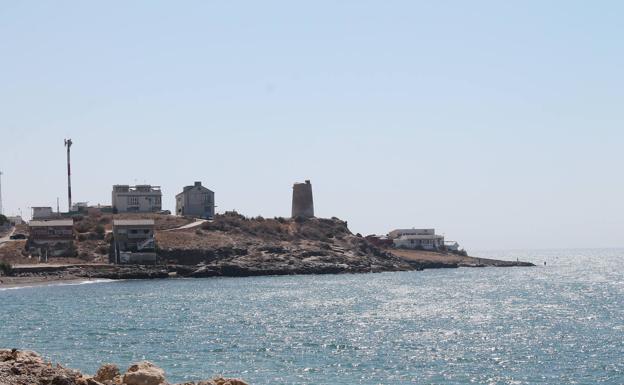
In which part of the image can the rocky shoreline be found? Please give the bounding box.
[0,256,533,288]
[0,216,534,287]
[0,349,246,385]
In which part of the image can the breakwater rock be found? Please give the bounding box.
[0,349,247,385]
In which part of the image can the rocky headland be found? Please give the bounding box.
[0,212,534,286]
[0,348,247,385]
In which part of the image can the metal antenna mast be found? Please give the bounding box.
[64,139,73,212]
[0,170,3,215]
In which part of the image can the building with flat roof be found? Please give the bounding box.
[28,219,75,258]
[388,228,444,250]
[175,181,215,219]
[112,185,162,213]
[111,219,157,264]
[6,216,23,226]
[29,220,74,241]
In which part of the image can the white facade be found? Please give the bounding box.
[112,185,162,213]
[389,228,445,250]
[393,234,445,250]
[7,216,23,225]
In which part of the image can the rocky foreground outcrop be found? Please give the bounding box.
[0,349,247,385]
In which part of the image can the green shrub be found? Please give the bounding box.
[0,261,13,276]
[94,224,105,236]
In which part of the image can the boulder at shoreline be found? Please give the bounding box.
[0,349,248,385]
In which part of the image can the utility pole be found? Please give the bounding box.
[0,170,3,215]
[64,139,72,212]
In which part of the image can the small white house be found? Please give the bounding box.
[388,228,445,250]
[6,216,23,225]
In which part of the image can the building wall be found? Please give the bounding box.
[113,225,155,251]
[393,236,444,250]
[32,207,54,220]
[176,183,215,218]
[7,216,23,225]
[112,186,162,213]
[29,226,74,240]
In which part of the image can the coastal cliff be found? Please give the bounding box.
[0,349,246,385]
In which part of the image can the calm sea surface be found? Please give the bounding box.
[1,249,623,384]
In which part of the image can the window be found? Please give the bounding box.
[128,196,139,206]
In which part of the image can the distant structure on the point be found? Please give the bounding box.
[291,180,314,218]
[64,139,73,212]
[176,181,215,219]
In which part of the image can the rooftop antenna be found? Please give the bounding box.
[57,197,60,214]
[64,139,73,212]
[0,170,3,215]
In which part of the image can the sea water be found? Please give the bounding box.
[1,249,622,384]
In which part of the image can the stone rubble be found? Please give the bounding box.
[0,349,248,385]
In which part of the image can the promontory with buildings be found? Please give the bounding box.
[0,139,532,285]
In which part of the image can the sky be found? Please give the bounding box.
[0,1,623,250]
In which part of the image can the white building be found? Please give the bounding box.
[388,228,445,250]
[6,216,23,225]
[112,185,162,213]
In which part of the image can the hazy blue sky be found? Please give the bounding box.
[1,1,623,250]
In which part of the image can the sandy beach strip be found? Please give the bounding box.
[0,276,117,290]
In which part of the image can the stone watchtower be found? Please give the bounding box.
[291,180,314,218]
